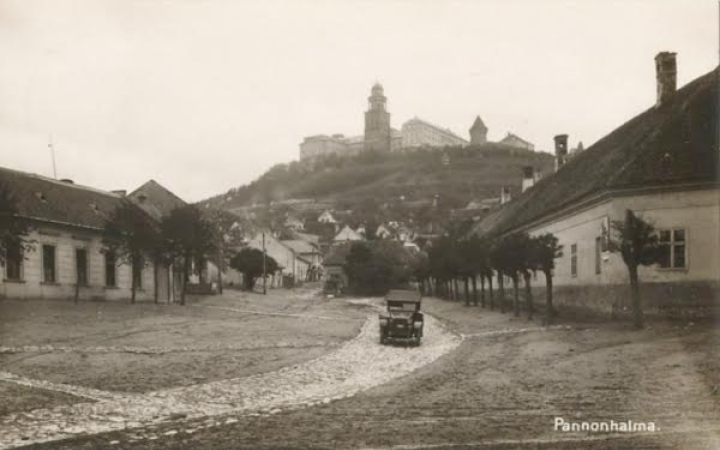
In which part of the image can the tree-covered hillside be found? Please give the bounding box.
[201,144,555,217]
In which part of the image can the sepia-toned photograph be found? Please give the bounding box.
[0,1,718,449]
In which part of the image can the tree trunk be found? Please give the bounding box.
[131,261,137,305]
[454,279,460,302]
[498,271,505,313]
[167,263,172,304]
[479,274,485,308]
[153,260,159,304]
[464,277,470,306]
[487,272,494,310]
[629,265,644,329]
[512,274,520,317]
[523,271,534,320]
[217,248,224,295]
[544,269,554,325]
[180,257,189,306]
[471,276,478,306]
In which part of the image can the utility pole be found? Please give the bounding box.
[262,231,267,295]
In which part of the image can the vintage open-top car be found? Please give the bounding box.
[379,289,424,346]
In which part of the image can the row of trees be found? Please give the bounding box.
[420,232,562,323]
[420,209,661,329]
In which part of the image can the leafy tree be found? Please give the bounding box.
[528,233,563,324]
[499,233,533,317]
[203,208,251,294]
[161,205,217,305]
[103,201,161,304]
[608,209,660,329]
[411,250,431,295]
[427,235,462,300]
[459,236,493,307]
[229,247,280,291]
[0,182,32,267]
[344,241,416,295]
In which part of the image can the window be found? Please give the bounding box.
[570,244,578,277]
[5,241,22,281]
[42,245,56,283]
[75,249,88,286]
[105,251,116,287]
[595,237,602,275]
[658,228,686,269]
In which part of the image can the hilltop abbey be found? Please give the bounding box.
[299,83,535,160]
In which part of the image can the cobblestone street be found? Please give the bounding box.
[0,292,461,449]
[1,291,718,450]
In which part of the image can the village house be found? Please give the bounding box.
[246,232,311,287]
[281,239,323,281]
[317,210,337,224]
[0,167,174,302]
[284,216,305,231]
[333,225,364,242]
[470,53,719,316]
[375,224,393,239]
[128,179,187,221]
[128,179,195,296]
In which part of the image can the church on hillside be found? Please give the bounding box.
[299,83,534,161]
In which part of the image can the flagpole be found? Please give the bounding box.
[48,134,57,179]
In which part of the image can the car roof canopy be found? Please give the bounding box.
[385,290,421,303]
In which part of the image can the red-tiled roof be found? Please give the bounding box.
[471,67,719,238]
[0,167,128,230]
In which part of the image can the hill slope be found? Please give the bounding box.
[200,144,555,229]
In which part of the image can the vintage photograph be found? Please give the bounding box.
[0,1,718,449]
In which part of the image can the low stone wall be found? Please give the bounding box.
[528,281,719,320]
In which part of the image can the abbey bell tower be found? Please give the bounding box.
[364,82,392,152]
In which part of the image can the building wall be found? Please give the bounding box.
[499,134,535,151]
[247,234,310,283]
[493,187,720,316]
[401,119,468,148]
[299,135,349,160]
[0,227,159,301]
[523,188,719,287]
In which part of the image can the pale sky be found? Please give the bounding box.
[0,0,717,202]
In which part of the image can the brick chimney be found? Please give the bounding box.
[554,134,569,171]
[655,52,677,107]
[521,166,535,192]
[500,186,512,205]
